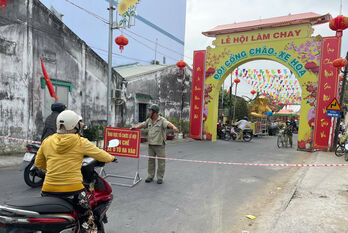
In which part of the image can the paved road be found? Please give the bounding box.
[0,136,302,233]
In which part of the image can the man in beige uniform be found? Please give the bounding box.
[131,104,178,184]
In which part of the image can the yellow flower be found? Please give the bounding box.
[118,0,130,15]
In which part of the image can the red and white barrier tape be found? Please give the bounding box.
[140,155,348,167]
[1,136,347,167]
[0,136,41,144]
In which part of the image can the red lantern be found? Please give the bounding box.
[339,75,344,82]
[115,35,128,53]
[250,90,256,95]
[234,78,240,84]
[0,0,8,11]
[176,60,186,71]
[332,58,348,68]
[279,103,283,106]
[272,100,276,105]
[329,15,348,37]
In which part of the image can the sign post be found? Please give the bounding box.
[326,98,341,151]
[101,127,142,187]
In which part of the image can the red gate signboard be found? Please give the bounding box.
[189,50,206,139]
[104,127,140,158]
[313,36,341,150]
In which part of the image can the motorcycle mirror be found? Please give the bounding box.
[107,139,120,148]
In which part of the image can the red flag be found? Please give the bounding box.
[40,58,58,101]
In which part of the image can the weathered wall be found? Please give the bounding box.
[0,0,120,153]
[124,66,192,125]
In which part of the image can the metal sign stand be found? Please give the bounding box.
[99,157,142,187]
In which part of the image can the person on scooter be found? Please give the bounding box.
[235,116,252,141]
[35,110,115,233]
[41,102,66,142]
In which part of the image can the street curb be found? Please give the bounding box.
[268,158,312,232]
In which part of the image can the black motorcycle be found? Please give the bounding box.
[217,123,227,140]
[21,143,45,188]
[224,126,253,142]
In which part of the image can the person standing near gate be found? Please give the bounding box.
[131,104,179,184]
[284,120,293,147]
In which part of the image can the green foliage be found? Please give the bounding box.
[218,89,250,120]
[83,125,105,141]
[235,98,249,121]
[168,117,190,135]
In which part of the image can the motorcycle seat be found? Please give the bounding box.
[5,197,73,214]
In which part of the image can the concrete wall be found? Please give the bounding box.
[124,66,192,125]
[0,0,121,153]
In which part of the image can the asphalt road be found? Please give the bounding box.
[0,135,302,233]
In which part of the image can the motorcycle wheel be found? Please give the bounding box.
[231,134,237,141]
[224,132,231,141]
[335,145,344,157]
[24,160,44,188]
[98,222,105,233]
[243,132,252,142]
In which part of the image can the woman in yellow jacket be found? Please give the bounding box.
[35,110,115,233]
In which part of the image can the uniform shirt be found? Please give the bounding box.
[236,119,252,130]
[35,134,114,192]
[141,116,170,145]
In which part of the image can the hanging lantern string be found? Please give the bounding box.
[340,0,343,15]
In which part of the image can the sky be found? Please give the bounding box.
[184,0,348,99]
[40,0,186,66]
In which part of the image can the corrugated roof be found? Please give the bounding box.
[203,12,331,37]
[113,63,176,80]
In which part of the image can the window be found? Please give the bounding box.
[41,78,72,119]
[139,103,147,122]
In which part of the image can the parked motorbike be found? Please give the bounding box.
[217,123,227,140]
[335,122,346,158]
[343,141,348,161]
[21,143,45,188]
[224,126,253,142]
[0,139,119,233]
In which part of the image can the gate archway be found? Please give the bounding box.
[190,13,342,151]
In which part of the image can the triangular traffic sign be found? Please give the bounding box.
[326,98,341,111]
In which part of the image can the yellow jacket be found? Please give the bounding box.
[35,134,114,192]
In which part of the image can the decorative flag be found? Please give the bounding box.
[40,58,58,101]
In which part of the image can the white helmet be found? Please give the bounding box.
[56,110,82,131]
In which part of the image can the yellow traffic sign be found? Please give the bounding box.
[326,98,341,111]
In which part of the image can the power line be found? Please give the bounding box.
[124,28,192,61]
[90,46,151,63]
[0,15,152,65]
[120,30,180,62]
[63,0,189,62]
[63,0,108,24]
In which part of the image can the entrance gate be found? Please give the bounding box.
[189,13,342,151]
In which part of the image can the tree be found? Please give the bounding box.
[218,89,250,121]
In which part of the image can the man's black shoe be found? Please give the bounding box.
[145,177,153,183]
[157,179,163,184]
